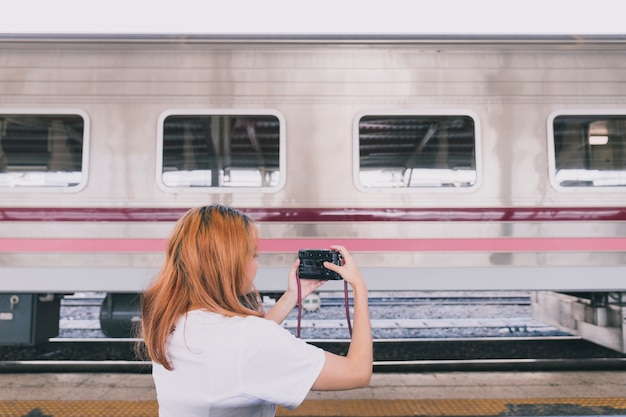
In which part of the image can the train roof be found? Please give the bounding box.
[1,33,626,44]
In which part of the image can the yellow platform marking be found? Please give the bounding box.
[279,398,626,416]
[1,398,626,417]
[0,401,157,417]
[279,399,504,416]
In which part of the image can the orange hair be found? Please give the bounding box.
[139,205,262,370]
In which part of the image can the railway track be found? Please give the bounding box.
[60,317,553,332]
[319,294,532,307]
[61,292,533,307]
[59,291,552,339]
[2,337,626,373]
[3,291,620,373]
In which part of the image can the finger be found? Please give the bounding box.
[329,244,346,254]
[329,245,349,261]
[289,258,300,277]
[323,261,340,272]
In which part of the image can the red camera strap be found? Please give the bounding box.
[296,277,352,338]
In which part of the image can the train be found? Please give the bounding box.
[0,33,625,351]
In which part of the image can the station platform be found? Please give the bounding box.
[1,370,626,416]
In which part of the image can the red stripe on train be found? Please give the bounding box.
[2,207,626,222]
[2,238,626,252]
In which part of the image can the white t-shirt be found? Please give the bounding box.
[152,310,326,417]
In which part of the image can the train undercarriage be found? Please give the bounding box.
[3,291,626,355]
[532,291,626,354]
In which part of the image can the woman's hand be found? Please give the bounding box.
[286,258,327,299]
[321,245,366,290]
[264,257,326,324]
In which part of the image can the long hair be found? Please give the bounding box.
[139,205,262,370]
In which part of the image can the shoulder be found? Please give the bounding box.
[241,315,285,335]
[239,315,299,345]
[240,316,324,357]
[180,311,293,343]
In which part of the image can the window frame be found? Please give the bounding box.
[0,108,90,193]
[352,110,482,193]
[156,109,286,193]
[547,109,626,192]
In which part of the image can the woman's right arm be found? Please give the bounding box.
[310,245,373,391]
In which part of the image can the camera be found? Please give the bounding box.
[298,249,343,280]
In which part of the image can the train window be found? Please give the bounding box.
[158,112,284,191]
[356,114,478,189]
[0,113,87,190]
[549,113,626,188]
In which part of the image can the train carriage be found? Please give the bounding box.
[0,34,625,350]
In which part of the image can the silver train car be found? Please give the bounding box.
[0,34,625,349]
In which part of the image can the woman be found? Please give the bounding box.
[140,205,372,417]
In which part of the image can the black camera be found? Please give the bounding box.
[298,249,343,280]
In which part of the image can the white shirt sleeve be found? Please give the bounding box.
[238,316,326,409]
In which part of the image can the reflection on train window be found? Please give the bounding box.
[552,115,626,187]
[0,114,85,188]
[357,115,477,188]
[161,114,282,188]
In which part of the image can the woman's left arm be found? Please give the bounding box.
[264,258,326,324]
